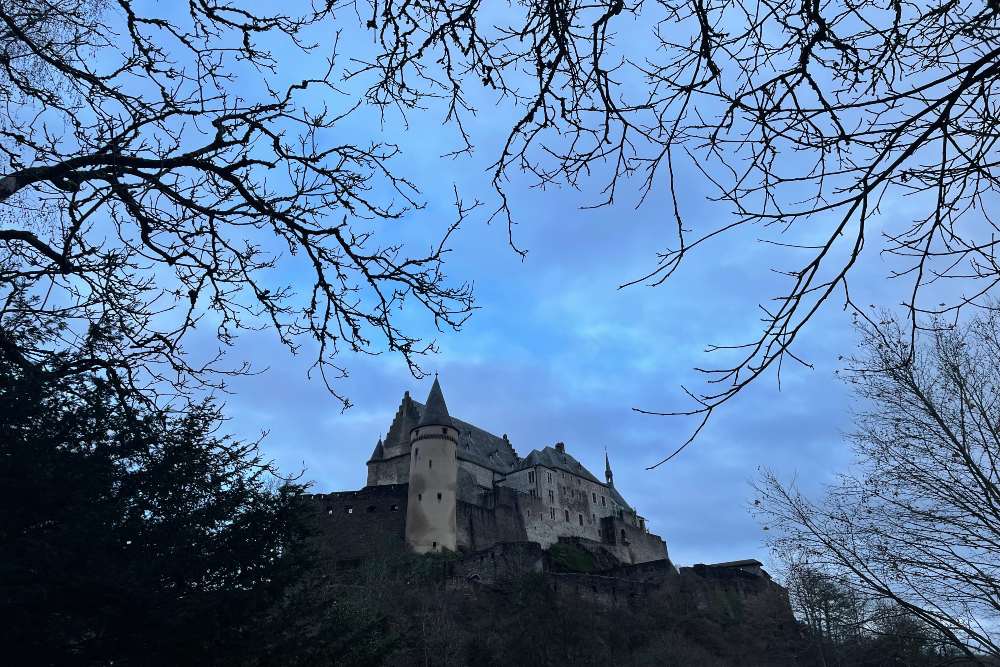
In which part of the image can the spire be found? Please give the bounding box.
[370,436,384,461]
[605,448,614,487]
[417,375,454,428]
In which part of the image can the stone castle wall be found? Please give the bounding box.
[600,516,669,564]
[366,453,410,486]
[456,487,529,551]
[306,484,409,566]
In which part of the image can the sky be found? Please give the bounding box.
[166,7,917,570]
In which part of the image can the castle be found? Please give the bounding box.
[311,378,669,567]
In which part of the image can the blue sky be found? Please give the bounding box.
[210,87,880,570]
[169,9,919,569]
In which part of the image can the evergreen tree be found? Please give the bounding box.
[0,325,311,665]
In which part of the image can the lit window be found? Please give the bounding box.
[390,504,399,512]
[345,506,353,514]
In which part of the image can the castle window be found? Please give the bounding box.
[367,505,377,513]
[550,508,555,520]
[578,514,583,526]
[414,447,419,460]
[601,496,606,507]
[564,509,570,522]
[528,471,535,483]
[547,472,553,483]
[441,427,447,434]
[433,541,437,548]
[548,490,554,502]
[437,492,442,502]
[592,492,597,503]
[418,493,422,501]
[592,513,596,523]
[344,506,353,514]
[428,459,432,469]
[390,504,399,512]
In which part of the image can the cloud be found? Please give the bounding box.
[179,22,911,577]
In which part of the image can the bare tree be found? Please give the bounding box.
[757,312,1000,659]
[10,1,999,433]
[354,1,1000,458]
[0,0,475,406]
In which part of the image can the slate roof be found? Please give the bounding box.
[515,446,634,512]
[417,377,454,428]
[708,559,763,568]
[410,400,519,472]
[368,438,384,462]
[517,446,602,484]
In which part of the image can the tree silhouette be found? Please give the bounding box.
[759,311,1000,659]
[0,322,317,665]
[8,1,1000,448]
[359,0,1000,456]
[0,1,474,407]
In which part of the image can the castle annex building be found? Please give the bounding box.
[312,378,669,566]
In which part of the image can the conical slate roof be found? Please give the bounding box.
[416,377,454,428]
[369,437,384,461]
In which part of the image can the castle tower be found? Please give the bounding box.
[404,377,458,553]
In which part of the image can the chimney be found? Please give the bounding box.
[555,442,565,453]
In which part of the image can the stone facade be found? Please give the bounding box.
[306,484,409,566]
[314,379,670,567]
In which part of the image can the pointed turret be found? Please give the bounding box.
[417,375,454,429]
[605,448,614,488]
[406,375,459,553]
[369,437,384,462]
